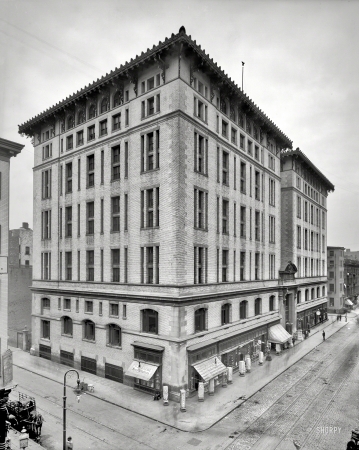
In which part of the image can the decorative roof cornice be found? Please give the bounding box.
[0,138,24,159]
[281,147,334,192]
[18,27,292,147]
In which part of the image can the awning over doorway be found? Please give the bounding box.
[268,324,292,344]
[192,356,227,382]
[345,299,353,306]
[125,361,158,381]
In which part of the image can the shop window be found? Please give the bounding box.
[142,309,158,334]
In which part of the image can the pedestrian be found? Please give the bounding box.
[340,314,342,321]
[66,436,73,450]
[322,330,325,341]
[337,315,339,321]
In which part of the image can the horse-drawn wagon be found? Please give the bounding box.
[7,392,43,443]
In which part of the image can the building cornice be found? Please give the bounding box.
[0,138,24,159]
[19,27,292,148]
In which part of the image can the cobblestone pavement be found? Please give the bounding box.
[223,322,359,450]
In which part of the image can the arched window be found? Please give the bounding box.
[254,298,262,316]
[142,309,158,334]
[108,324,121,346]
[83,319,95,341]
[113,91,122,108]
[101,97,108,114]
[269,295,275,311]
[195,308,207,332]
[89,104,96,119]
[297,291,301,304]
[67,115,74,130]
[77,110,85,124]
[305,289,309,301]
[311,288,315,299]
[62,316,73,336]
[239,301,248,319]
[322,286,326,296]
[221,303,231,325]
[317,287,320,298]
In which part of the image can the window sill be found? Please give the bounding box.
[82,338,95,343]
[84,311,93,315]
[106,344,122,349]
[61,334,73,338]
[109,315,119,319]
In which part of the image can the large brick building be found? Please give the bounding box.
[0,138,24,380]
[280,149,334,334]
[19,28,332,400]
[327,246,345,313]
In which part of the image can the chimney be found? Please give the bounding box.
[22,222,29,229]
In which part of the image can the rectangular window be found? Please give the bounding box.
[194,246,207,284]
[269,215,275,243]
[124,141,129,178]
[85,300,93,313]
[64,298,71,310]
[194,133,208,175]
[66,135,73,150]
[297,225,301,248]
[248,140,253,156]
[222,249,228,282]
[194,97,208,122]
[297,196,301,218]
[112,113,121,131]
[124,247,128,283]
[78,159,81,190]
[112,249,120,282]
[194,188,208,230]
[87,202,94,235]
[141,129,160,172]
[77,251,80,281]
[240,206,246,238]
[100,249,104,282]
[87,154,95,187]
[222,199,229,234]
[255,170,260,200]
[222,151,229,185]
[231,127,237,144]
[65,206,72,237]
[240,162,246,194]
[111,196,120,232]
[101,150,104,184]
[304,228,308,250]
[112,145,120,180]
[269,254,276,280]
[141,246,159,284]
[100,199,104,233]
[41,252,51,280]
[86,251,94,281]
[269,178,275,206]
[42,210,51,239]
[141,188,159,228]
[222,120,228,138]
[65,163,72,193]
[142,94,160,118]
[304,201,308,221]
[255,210,260,241]
[88,125,95,141]
[77,130,84,146]
[240,134,245,149]
[110,303,119,317]
[42,320,50,339]
[65,252,72,280]
[254,145,259,161]
[124,194,128,231]
[42,169,52,199]
[77,204,80,236]
[255,252,260,280]
[100,119,107,136]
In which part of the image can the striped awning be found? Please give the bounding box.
[125,361,158,381]
[268,324,292,344]
[192,356,227,382]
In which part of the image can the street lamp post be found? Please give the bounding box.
[63,369,81,450]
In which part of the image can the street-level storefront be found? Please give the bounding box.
[267,324,292,350]
[125,342,164,395]
[187,323,274,395]
[297,304,328,331]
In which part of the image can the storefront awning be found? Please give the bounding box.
[268,324,292,344]
[345,299,354,306]
[125,361,158,381]
[192,356,227,382]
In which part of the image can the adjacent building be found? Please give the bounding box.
[343,258,359,307]
[280,149,334,333]
[8,223,33,349]
[327,246,345,313]
[19,28,333,401]
[0,138,24,379]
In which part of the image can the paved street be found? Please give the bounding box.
[10,317,359,450]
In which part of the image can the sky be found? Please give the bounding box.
[0,0,358,248]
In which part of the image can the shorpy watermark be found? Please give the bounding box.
[316,426,342,435]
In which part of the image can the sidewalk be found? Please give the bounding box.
[11,311,357,433]
[6,428,44,449]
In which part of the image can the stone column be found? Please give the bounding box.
[180,389,186,412]
[259,352,264,365]
[245,355,251,373]
[227,367,233,384]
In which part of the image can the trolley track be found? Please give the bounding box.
[225,323,358,449]
[10,376,159,450]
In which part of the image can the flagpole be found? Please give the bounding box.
[242,61,245,91]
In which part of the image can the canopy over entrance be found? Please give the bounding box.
[268,324,292,344]
[125,361,158,381]
[192,356,227,382]
[345,299,353,306]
